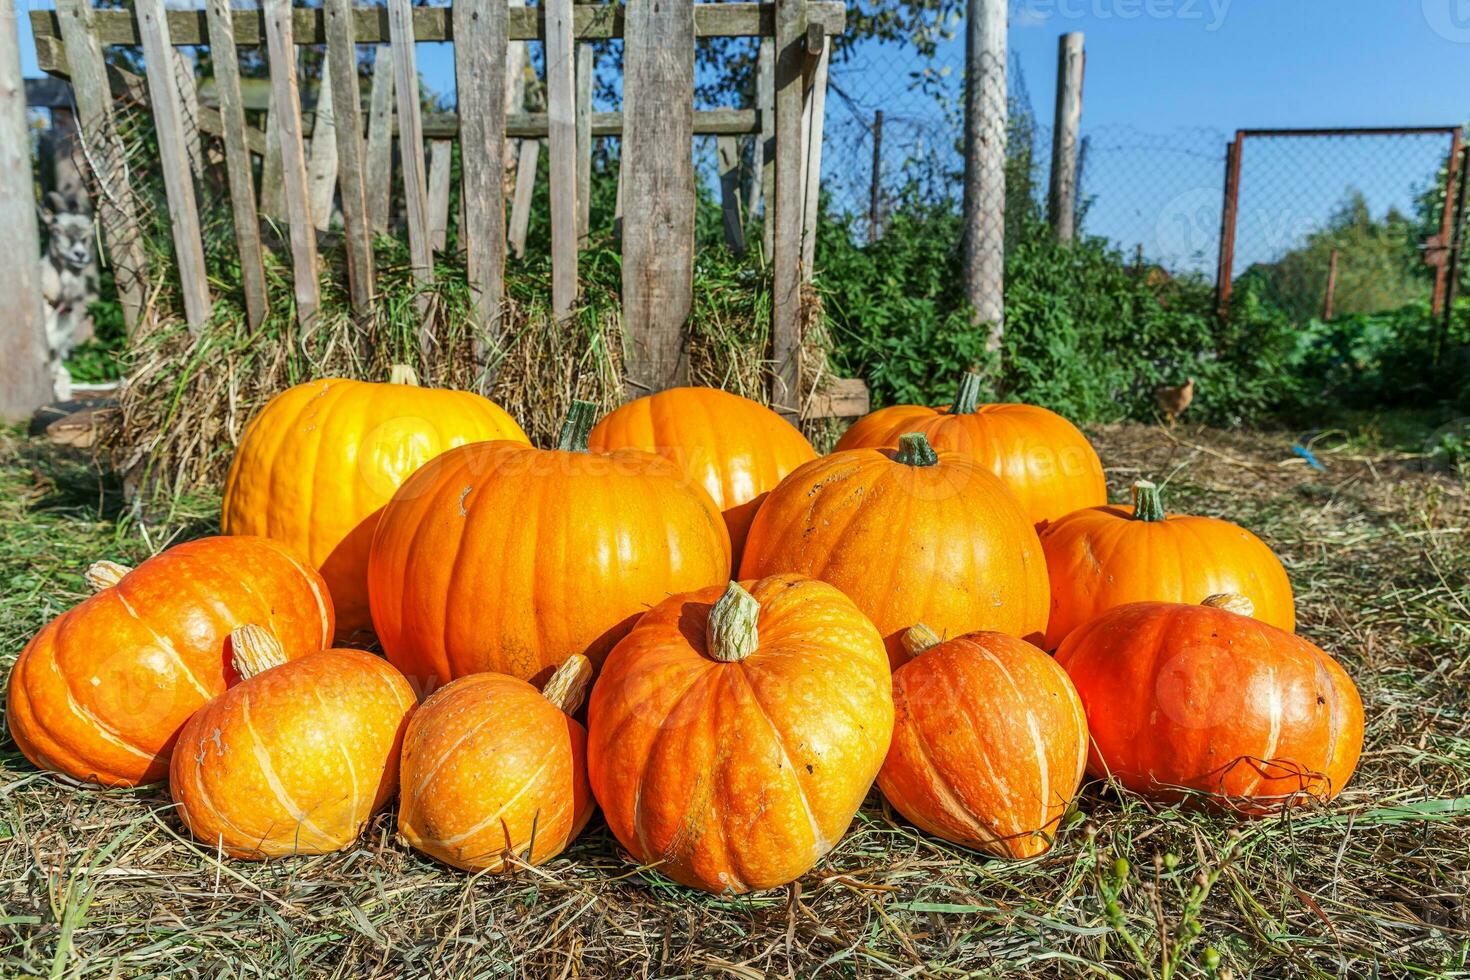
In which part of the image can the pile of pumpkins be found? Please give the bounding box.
[5,369,1365,895]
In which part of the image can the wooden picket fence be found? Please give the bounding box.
[29,0,868,419]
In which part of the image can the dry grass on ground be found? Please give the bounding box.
[1,423,1467,978]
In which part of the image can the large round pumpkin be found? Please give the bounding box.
[879,626,1087,858]
[170,624,416,859]
[587,386,817,566]
[1040,479,1295,649]
[587,575,894,894]
[740,433,1049,665]
[834,373,1106,527]
[368,400,731,691]
[1056,595,1364,810]
[222,366,528,643]
[398,655,595,872]
[6,536,333,787]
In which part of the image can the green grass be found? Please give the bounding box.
[1,423,1468,977]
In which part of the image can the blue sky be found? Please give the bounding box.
[16,1,1470,271]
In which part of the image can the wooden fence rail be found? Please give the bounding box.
[30,0,854,418]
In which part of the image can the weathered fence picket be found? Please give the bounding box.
[29,0,856,417]
[204,0,267,327]
[262,0,320,334]
[364,45,394,235]
[453,0,507,387]
[324,0,375,315]
[135,0,211,329]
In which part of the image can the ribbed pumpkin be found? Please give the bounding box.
[369,400,731,691]
[170,625,416,859]
[740,433,1049,665]
[6,536,332,787]
[587,576,894,894]
[879,627,1088,858]
[587,386,817,565]
[1040,480,1295,649]
[222,367,528,643]
[399,655,595,872]
[834,373,1106,527]
[1056,595,1364,810]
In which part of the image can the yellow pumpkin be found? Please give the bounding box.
[222,367,527,642]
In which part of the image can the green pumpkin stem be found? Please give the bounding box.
[542,654,594,714]
[895,432,939,467]
[557,399,599,452]
[1131,480,1166,522]
[950,372,982,414]
[707,581,760,663]
[388,364,420,386]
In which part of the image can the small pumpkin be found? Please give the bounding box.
[834,373,1106,527]
[222,366,528,642]
[398,655,595,872]
[879,626,1088,858]
[369,400,731,691]
[1056,595,1364,810]
[588,386,817,565]
[740,432,1049,665]
[1040,479,1295,648]
[587,576,894,894]
[6,536,333,787]
[170,625,417,859]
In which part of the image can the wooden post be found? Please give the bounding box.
[621,0,695,395]
[1432,129,1463,319]
[508,139,539,259]
[426,139,452,252]
[0,0,52,417]
[545,0,578,316]
[454,0,508,389]
[799,34,828,276]
[263,0,321,337]
[575,42,593,245]
[205,0,268,328]
[868,108,882,243]
[1215,132,1243,319]
[325,0,375,313]
[754,35,774,257]
[1047,31,1084,241]
[962,0,1006,348]
[365,45,394,235]
[388,0,433,320]
[136,0,212,329]
[717,136,746,253]
[305,49,339,232]
[770,0,806,418]
[55,0,145,333]
[1323,248,1339,321]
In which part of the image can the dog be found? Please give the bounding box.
[38,190,99,401]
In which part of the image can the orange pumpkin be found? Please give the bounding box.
[170,625,416,859]
[587,576,894,894]
[588,386,817,565]
[1040,479,1295,649]
[834,373,1106,527]
[398,655,595,872]
[6,536,332,787]
[879,626,1087,858]
[1056,595,1364,810]
[368,400,731,691]
[740,433,1049,665]
[222,366,528,643]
